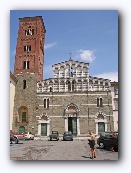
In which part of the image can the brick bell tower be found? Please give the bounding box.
[14,16,46,81]
[12,16,46,133]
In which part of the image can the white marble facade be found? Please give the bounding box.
[37,58,110,93]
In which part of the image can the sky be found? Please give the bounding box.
[10,10,118,81]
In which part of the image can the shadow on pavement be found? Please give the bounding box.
[96,146,118,152]
[82,155,91,158]
[10,142,24,146]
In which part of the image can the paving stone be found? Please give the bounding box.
[10,139,118,160]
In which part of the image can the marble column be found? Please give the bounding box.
[64,118,68,131]
[77,117,80,135]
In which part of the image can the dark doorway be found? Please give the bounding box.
[41,123,47,136]
[98,122,105,134]
[68,117,77,136]
[19,126,25,134]
[68,117,72,132]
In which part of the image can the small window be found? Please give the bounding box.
[24,46,27,51]
[68,81,71,91]
[69,67,73,77]
[44,99,46,108]
[23,80,26,89]
[25,29,34,36]
[29,45,31,51]
[50,87,52,92]
[100,98,102,107]
[47,98,49,108]
[23,61,29,69]
[24,45,31,52]
[27,61,29,69]
[32,29,34,35]
[23,61,26,69]
[44,98,49,109]
[22,112,26,122]
[97,98,99,107]
[97,97,102,107]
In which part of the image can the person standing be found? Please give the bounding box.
[109,133,116,152]
[88,130,96,159]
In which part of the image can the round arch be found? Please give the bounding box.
[95,112,107,135]
[18,106,28,123]
[64,103,80,116]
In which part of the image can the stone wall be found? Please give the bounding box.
[12,81,114,135]
[36,91,114,134]
[50,117,65,134]
[12,73,38,133]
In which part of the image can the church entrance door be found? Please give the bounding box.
[68,117,77,136]
[41,123,47,136]
[19,126,25,134]
[98,122,105,134]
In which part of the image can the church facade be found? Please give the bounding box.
[12,16,113,136]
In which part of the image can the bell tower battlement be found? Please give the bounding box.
[14,16,46,81]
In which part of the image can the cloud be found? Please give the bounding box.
[44,42,57,50]
[95,72,118,82]
[75,49,95,62]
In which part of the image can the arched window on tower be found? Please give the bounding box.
[23,61,29,69]
[18,106,28,123]
[25,28,34,36]
[22,112,26,122]
[24,45,31,52]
